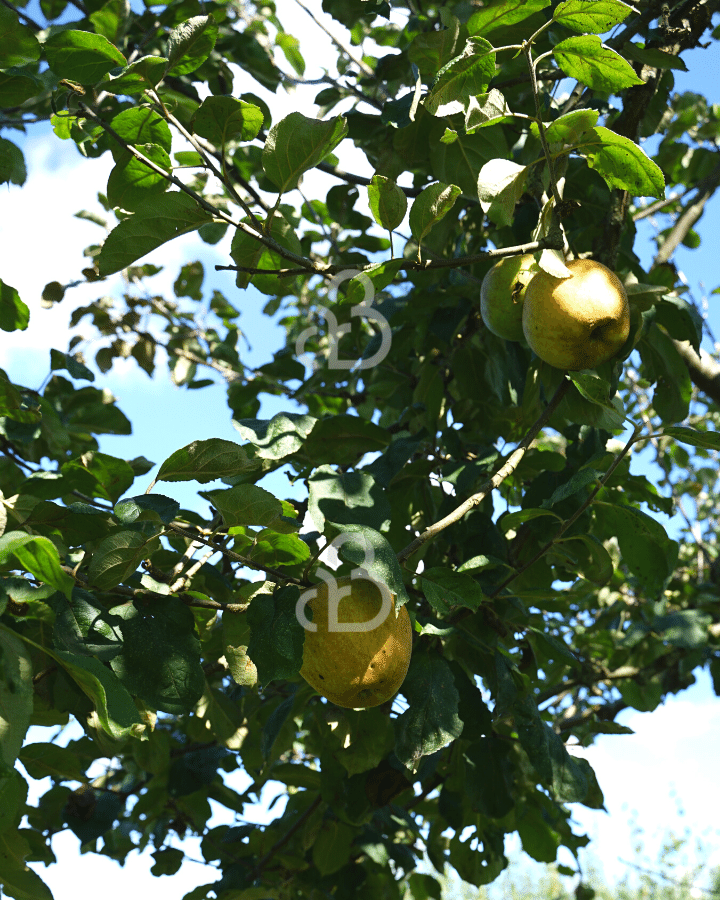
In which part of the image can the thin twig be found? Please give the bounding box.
[148,90,261,227]
[1,0,42,30]
[166,522,309,587]
[397,377,573,564]
[216,236,563,279]
[293,0,376,80]
[468,420,644,610]
[77,103,323,275]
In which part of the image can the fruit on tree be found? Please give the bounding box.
[521,257,630,370]
[299,575,412,708]
[480,253,537,342]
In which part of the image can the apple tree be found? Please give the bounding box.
[1,0,720,898]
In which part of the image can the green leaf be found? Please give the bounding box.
[464,737,515,818]
[407,17,460,75]
[49,349,94,382]
[328,524,410,608]
[0,68,43,107]
[0,770,27,835]
[261,694,295,760]
[420,568,487,615]
[19,742,88,781]
[308,466,391,534]
[553,0,634,34]
[395,650,463,772]
[109,597,205,714]
[246,585,305,684]
[659,426,720,450]
[576,126,665,199]
[334,708,394,776]
[52,648,144,739]
[222,611,258,687]
[109,107,172,160]
[233,413,317,460]
[86,529,160,590]
[0,280,29,333]
[652,610,711,650]
[517,802,560,862]
[229,213,303,293]
[465,89,512,132]
[0,139,26,187]
[96,55,169,94]
[313,819,355,875]
[156,437,260,483]
[114,494,180,524]
[367,175,407,231]
[262,112,348,193]
[0,830,54,900]
[343,258,406,306]
[106,145,171,211]
[551,534,614,586]
[641,321,693,422]
[467,0,551,37]
[166,14,218,76]
[542,109,599,145]
[0,627,33,768]
[409,182,461,244]
[431,127,509,199]
[513,694,591,802]
[276,32,305,76]
[89,0,130,42]
[302,415,390,467]
[618,675,663,712]
[43,29,127,83]
[202,483,282,528]
[425,37,496,115]
[151,847,184,877]
[60,451,135,505]
[98,192,214,276]
[477,159,527,227]
[0,532,74,599]
[0,5,41,67]
[553,35,645,93]
[50,588,123,661]
[622,42,688,71]
[192,96,264,146]
[230,527,310,568]
[567,371,626,429]
[593,500,679,596]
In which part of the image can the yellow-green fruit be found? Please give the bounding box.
[480,253,537,342]
[522,258,630,371]
[299,575,412,709]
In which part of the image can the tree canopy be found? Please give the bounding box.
[1,0,720,898]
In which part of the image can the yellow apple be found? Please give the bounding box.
[521,258,630,370]
[298,575,412,709]
[480,253,537,342]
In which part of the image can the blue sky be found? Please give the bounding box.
[2,2,720,897]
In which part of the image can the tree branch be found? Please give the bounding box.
[668,337,720,407]
[653,160,720,266]
[216,236,563,279]
[166,522,310,587]
[77,103,326,276]
[397,376,573,564]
